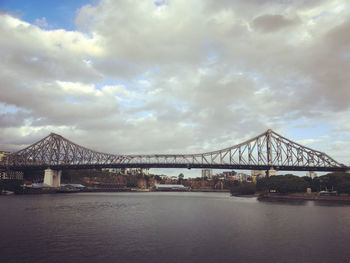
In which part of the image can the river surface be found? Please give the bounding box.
[1,192,350,263]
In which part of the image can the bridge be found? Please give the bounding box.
[1,129,349,186]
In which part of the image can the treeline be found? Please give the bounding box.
[230,172,350,195]
[0,179,23,193]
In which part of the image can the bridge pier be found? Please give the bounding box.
[43,169,61,187]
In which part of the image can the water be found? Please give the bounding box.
[1,192,350,263]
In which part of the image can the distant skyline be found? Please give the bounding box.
[0,0,349,177]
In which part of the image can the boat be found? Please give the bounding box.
[56,186,80,193]
[1,190,14,195]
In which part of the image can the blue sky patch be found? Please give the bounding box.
[0,0,94,30]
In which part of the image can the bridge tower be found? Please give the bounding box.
[43,169,61,187]
[266,129,274,177]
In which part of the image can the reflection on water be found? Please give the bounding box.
[259,197,350,207]
[1,192,350,263]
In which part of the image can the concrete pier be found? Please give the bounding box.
[43,169,61,187]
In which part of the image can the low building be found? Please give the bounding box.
[159,175,169,180]
[103,168,123,174]
[124,168,150,175]
[251,170,265,177]
[1,170,23,180]
[223,171,236,179]
[202,169,213,179]
[0,151,10,163]
[236,173,249,182]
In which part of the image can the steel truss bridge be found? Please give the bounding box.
[1,129,348,172]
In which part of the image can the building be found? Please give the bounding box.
[202,169,213,179]
[0,151,10,163]
[103,168,123,174]
[0,170,24,180]
[159,175,169,180]
[123,168,150,175]
[236,173,249,182]
[307,171,317,179]
[251,170,265,177]
[223,171,236,179]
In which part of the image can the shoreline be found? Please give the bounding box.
[6,187,231,195]
[257,193,350,203]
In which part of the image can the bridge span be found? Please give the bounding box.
[0,129,349,186]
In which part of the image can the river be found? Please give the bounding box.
[1,192,350,263]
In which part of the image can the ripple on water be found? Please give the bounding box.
[1,192,350,263]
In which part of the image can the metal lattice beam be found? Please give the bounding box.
[2,129,348,172]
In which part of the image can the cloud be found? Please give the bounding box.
[0,0,350,175]
[34,17,49,29]
[252,14,300,32]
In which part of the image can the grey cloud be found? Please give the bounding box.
[0,0,350,172]
[0,110,31,128]
[252,14,300,33]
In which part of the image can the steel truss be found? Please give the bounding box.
[2,130,348,172]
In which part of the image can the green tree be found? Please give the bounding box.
[178,173,184,184]
[256,175,307,194]
[230,182,256,195]
[154,175,162,182]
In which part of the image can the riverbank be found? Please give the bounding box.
[258,193,350,202]
[6,187,230,195]
[231,193,260,198]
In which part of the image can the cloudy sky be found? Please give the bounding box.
[0,0,349,176]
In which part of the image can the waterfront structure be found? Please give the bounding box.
[2,129,349,187]
[202,169,212,179]
[154,184,189,191]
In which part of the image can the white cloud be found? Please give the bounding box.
[34,17,49,29]
[0,0,350,176]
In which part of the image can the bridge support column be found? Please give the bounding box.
[266,169,276,177]
[43,169,61,187]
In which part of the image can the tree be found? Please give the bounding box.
[154,175,162,182]
[256,175,307,194]
[318,172,350,194]
[230,182,256,195]
[178,173,184,184]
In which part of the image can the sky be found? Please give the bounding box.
[0,0,349,177]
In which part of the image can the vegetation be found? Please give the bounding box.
[255,172,350,195]
[315,172,350,194]
[256,174,308,194]
[154,175,162,182]
[224,180,239,190]
[178,173,184,184]
[126,181,138,188]
[230,182,256,195]
[0,179,23,193]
